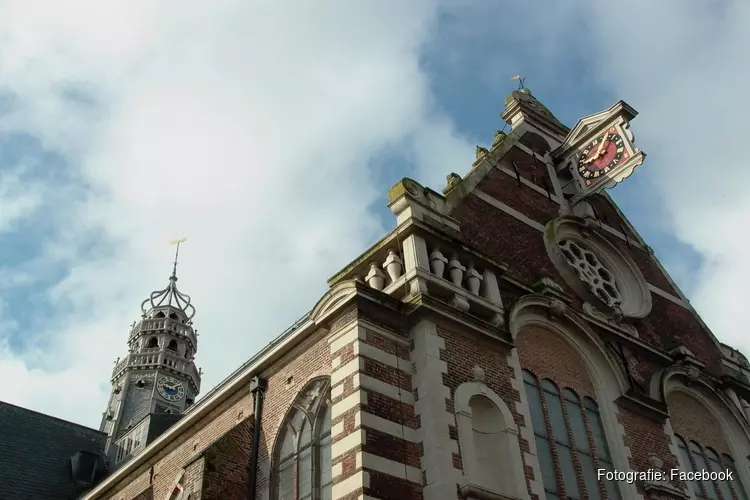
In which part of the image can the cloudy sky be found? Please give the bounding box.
[0,0,747,428]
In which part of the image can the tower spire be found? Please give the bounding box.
[168,237,187,281]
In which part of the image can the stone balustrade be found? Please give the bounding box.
[111,351,201,391]
[329,223,506,330]
[128,317,198,350]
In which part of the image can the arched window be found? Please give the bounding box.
[167,339,178,351]
[272,378,332,500]
[145,337,158,349]
[675,435,748,500]
[523,370,620,500]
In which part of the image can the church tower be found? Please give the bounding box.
[100,242,201,468]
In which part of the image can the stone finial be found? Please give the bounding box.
[475,146,489,160]
[492,130,507,148]
[472,365,485,382]
[443,173,462,194]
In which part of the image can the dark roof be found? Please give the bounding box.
[0,400,108,500]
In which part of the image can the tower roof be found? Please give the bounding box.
[140,240,196,320]
[503,87,569,134]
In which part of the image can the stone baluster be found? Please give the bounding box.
[464,263,483,295]
[448,255,466,287]
[429,248,448,278]
[365,262,386,290]
[383,249,404,282]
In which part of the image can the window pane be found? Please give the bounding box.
[724,455,749,500]
[599,460,621,500]
[705,449,732,500]
[558,445,581,499]
[277,461,294,500]
[681,442,704,499]
[544,389,569,446]
[523,370,538,385]
[319,435,333,486]
[535,436,558,494]
[524,380,547,437]
[298,447,313,497]
[319,404,331,435]
[564,395,590,454]
[586,407,612,461]
[690,443,718,500]
[320,483,332,500]
[579,453,602,500]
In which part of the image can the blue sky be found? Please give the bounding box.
[0,0,746,427]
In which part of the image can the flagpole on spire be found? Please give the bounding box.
[168,237,188,279]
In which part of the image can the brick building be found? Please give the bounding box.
[80,88,750,500]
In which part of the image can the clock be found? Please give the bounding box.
[156,376,186,402]
[577,127,631,180]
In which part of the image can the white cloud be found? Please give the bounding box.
[0,0,472,426]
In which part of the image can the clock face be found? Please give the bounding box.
[156,376,185,402]
[577,128,631,180]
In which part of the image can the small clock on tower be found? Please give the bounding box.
[156,376,186,402]
[577,126,631,181]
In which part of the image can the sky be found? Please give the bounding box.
[0,0,747,428]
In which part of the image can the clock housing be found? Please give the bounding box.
[156,376,186,402]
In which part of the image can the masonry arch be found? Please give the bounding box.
[270,376,332,500]
[454,380,529,499]
[509,295,636,499]
[664,373,750,500]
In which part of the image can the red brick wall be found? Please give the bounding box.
[330,322,422,500]
[436,324,533,497]
[516,325,595,398]
[475,167,558,225]
[96,330,331,500]
[255,334,333,495]
[667,391,730,455]
[201,417,254,500]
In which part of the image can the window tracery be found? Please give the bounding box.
[523,370,621,500]
[559,240,622,307]
[272,378,332,500]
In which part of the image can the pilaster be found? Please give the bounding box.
[329,320,421,500]
[410,320,459,500]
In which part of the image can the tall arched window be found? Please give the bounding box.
[675,435,748,500]
[523,370,621,500]
[272,378,332,500]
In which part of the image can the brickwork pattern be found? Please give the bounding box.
[201,416,254,499]
[256,334,332,497]
[504,144,554,191]
[516,325,595,398]
[437,324,531,499]
[329,321,422,500]
[667,391,730,455]
[475,165,558,225]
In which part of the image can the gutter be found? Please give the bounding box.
[247,376,267,500]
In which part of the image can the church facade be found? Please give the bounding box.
[82,89,750,500]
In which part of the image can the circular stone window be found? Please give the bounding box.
[544,216,651,318]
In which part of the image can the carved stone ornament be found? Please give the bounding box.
[685,366,701,385]
[642,453,689,500]
[583,301,639,337]
[547,299,566,319]
[472,365,485,382]
[475,146,489,160]
[444,172,462,194]
[545,216,652,319]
